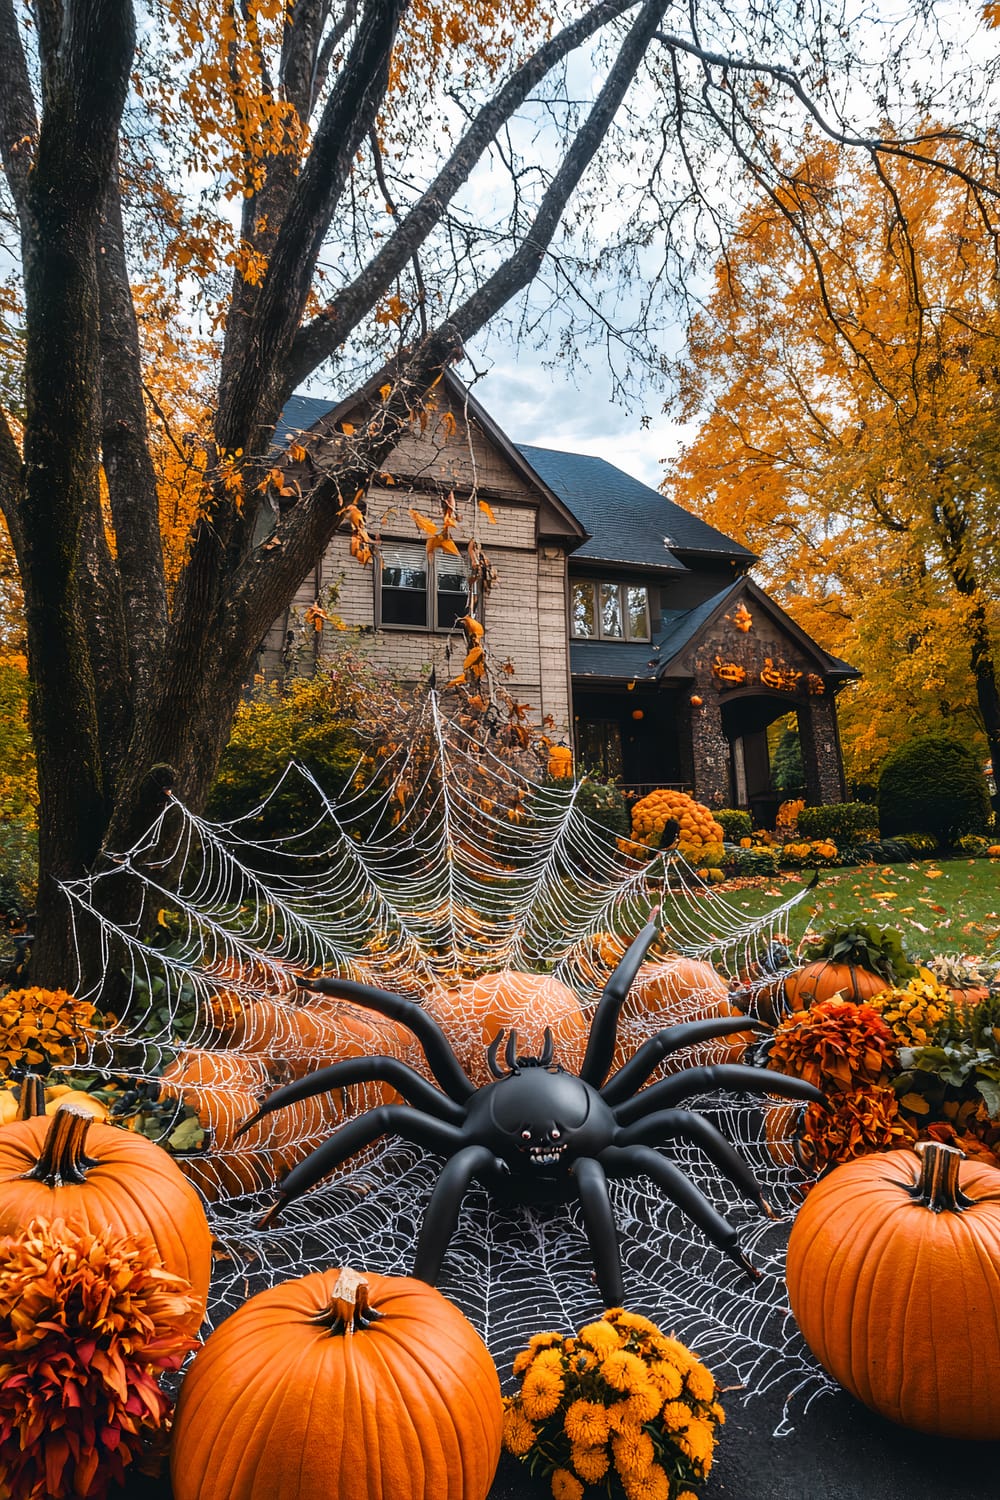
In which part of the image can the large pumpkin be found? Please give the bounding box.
[767,959,890,1021]
[628,957,755,1067]
[170,1266,503,1500]
[786,1142,1000,1439]
[160,1049,344,1201]
[426,969,587,1082]
[0,1106,212,1328]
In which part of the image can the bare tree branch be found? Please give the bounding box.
[0,0,38,216]
[286,0,640,389]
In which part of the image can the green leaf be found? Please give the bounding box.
[168,1115,206,1151]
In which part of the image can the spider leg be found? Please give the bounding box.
[235,1057,465,1138]
[601,1017,767,1104]
[579,910,661,1088]
[614,1109,774,1217]
[613,1064,825,1128]
[573,1156,624,1307]
[261,1107,468,1225]
[598,1144,760,1280]
[299,975,476,1102]
[412,1144,503,1286]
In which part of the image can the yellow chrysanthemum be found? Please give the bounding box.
[502,1405,538,1457]
[684,1359,715,1402]
[710,1401,726,1424]
[678,1415,715,1476]
[563,1398,610,1447]
[533,1347,566,1371]
[528,1330,564,1352]
[648,1359,683,1401]
[623,1380,662,1424]
[570,1348,598,1374]
[611,1427,655,1477]
[580,1320,620,1353]
[512,1347,535,1376]
[570,1443,610,1483]
[607,1401,643,1436]
[661,1400,693,1432]
[551,1467,584,1500]
[677,1492,699,1500]
[600,1348,648,1392]
[520,1364,565,1420]
[654,1336,696,1372]
[621,1465,670,1500]
[606,1309,661,1337]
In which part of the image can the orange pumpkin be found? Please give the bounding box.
[170,1266,503,1500]
[767,959,890,1021]
[786,1142,1000,1439]
[0,1107,212,1329]
[159,1050,345,1201]
[426,970,587,1082]
[628,958,755,1066]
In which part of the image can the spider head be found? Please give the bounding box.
[467,1030,615,1176]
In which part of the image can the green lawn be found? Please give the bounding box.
[715,856,1000,960]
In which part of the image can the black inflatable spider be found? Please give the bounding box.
[244,915,823,1305]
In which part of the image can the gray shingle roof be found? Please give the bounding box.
[273,394,337,450]
[516,445,756,569]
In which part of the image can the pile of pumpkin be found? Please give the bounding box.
[735,922,1000,1174]
[0,1071,506,1499]
[735,924,1000,1444]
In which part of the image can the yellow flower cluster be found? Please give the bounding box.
[630,790,724,858]
[503,1308,724,1500]
[777,840,839,868]
[0,988,107,1079]
[867,977,952,1048]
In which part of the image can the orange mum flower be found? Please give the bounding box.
[0,1217,198,1500]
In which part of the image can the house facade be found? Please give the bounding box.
[261,373,857,823]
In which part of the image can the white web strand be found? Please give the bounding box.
[58,690,831,1430]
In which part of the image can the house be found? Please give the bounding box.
[261,372,858,823]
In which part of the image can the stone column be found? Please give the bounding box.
[798,694,846,804]
[689,691,731,807]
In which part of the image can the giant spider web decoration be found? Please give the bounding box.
[60,691,836,1431]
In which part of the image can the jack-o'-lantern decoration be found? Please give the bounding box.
[712,656,746,686]
[731,603,753,633]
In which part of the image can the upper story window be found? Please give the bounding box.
[571,580,650,641]
[379,540,470,631]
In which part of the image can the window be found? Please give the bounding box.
[379,540,470,630]
[571,580,650,641]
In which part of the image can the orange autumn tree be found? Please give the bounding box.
[0,0,999,985]
[665,139,1000,786]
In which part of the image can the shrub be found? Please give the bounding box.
[797,802,878,844]
[576,777,630,837]
[956,834,991,857]
[728,845,780,877]
[777,839,839,868]
[716,808,752,843]
[894,832,939,857]
[877,734,991,846]
[0,816,37,925]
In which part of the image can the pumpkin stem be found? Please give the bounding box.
[906,1141,975,1214]
[21,1106,98,1186]
[312,1267,384,1335]
[16,1074,46,1120]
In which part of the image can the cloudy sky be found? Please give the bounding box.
[468,342,693,490]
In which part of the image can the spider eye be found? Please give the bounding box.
[551,1128,561,1140]
[521,1129,531,1140]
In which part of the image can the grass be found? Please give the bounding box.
[714,855,1000,960]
